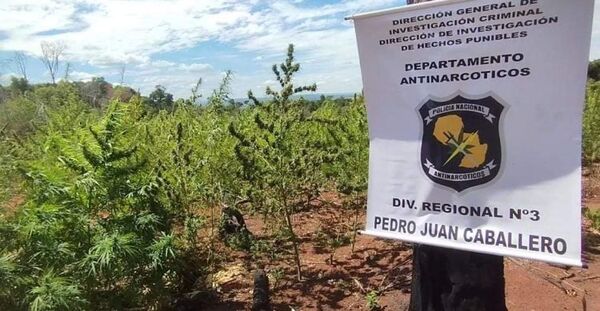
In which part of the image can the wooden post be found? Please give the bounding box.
[405,1,507,310]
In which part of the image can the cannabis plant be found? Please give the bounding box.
[229,44,322,280]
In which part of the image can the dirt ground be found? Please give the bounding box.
[204,166,600,311]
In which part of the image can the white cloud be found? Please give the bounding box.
[69,70,96,82]
[4,0,597,98]
[0,0,404,97]
[152,60,177,69]
[123,60,216,97]
[211,1,400,96]
[179,63,212,72]
[1,0,252,66]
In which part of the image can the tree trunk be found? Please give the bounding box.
[284,205,302,281]
[410,244,506,311]
[282,191,302,281]
[404,1,507,310]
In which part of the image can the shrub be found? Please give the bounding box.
[584,85,600,163]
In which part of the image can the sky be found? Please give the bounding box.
[0,0,599,99]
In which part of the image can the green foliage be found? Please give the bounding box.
[584,85,600,163]
[365,290,381,311]
[324,94,369,195]
[77,77,111,108]
[9,77,32,96]
[250,239,279,261]
[268,267,285,289]
[0,90,39,136]
[586,209,600,230]
[0,43,372,309]
[0,85,8,104]
[225,230,254,251]
[229,44,324,280]
[148,232,177,269]
[589,59,600,82]
[84,232,141,278]
[0,253,22,304]
[145,85,175,112]
[0,95,206,309]
[315,225,351,264]
[28,271,87,311]
[111,85,137,103]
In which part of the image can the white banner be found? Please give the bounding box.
[351,0,594,266]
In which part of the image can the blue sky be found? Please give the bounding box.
[0,0,599,99]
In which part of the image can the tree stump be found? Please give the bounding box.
[252,269,272,311]
[409,244,506,311]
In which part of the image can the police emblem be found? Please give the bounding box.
[418,94,504,192]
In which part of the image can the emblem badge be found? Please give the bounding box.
[418,94,504,192]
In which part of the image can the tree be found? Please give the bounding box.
[146,85,174,111]
[589,59,600,81]
[111,85,137,103]
[8,77,31,96]
[119,64,126,85]
[40,41,66,84]
[79,77,111,108]
[12,52,28,81]
[63,62,72,81]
